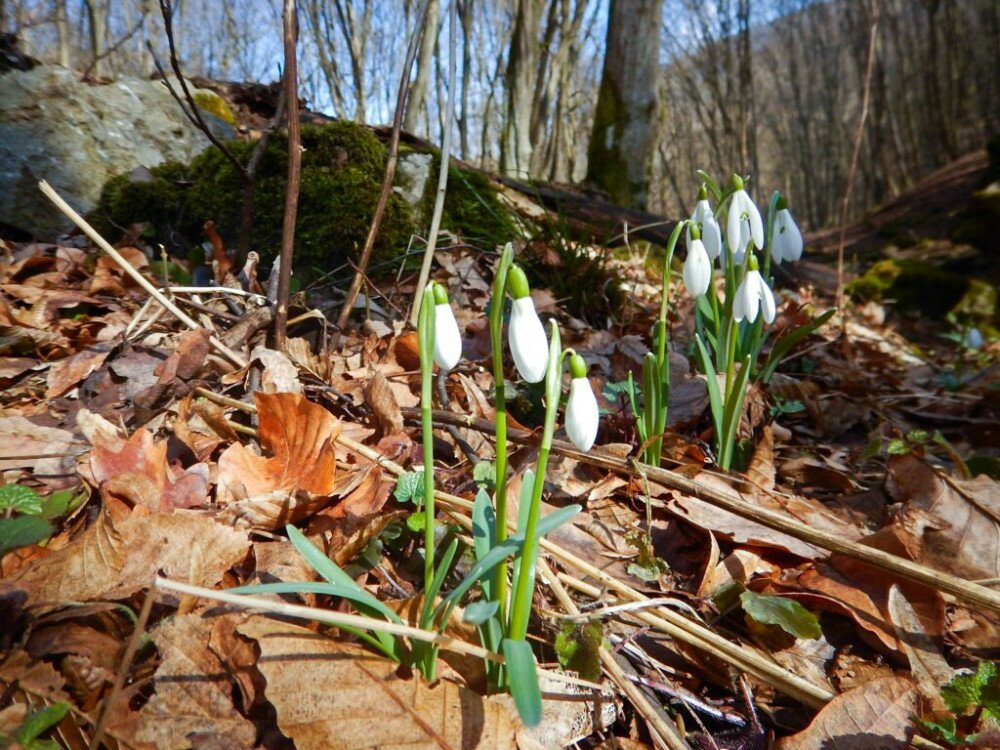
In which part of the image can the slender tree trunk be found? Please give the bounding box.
[404,0,440,134]
[55,0,71,68]
[499,0,540,177]
[457,0,473,159]
[586,0,662,209]
[85,0,108,77]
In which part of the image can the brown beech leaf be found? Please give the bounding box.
[10,511,250,611]
[237,617,519,750]
[668,470,861,559]
[366,368,403,437]
[217,392,339,503]
[45,341,115,398]
[777,676,918,750]
[252,345,303,394]
[887,584,955,706]
[135,613,256,750]
[745,425,776,492]
[0,415,78,489]
[85,427,209,512]
[887,453,1000,580]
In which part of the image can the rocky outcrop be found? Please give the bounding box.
[0,65,234,239]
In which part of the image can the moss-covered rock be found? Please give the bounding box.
[94,121,519,281]
[848,258,971,318]
[419,158,519,249]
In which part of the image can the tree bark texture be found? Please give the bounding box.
[499,0,540,178]
[586,0,662,209]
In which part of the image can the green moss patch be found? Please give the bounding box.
[848,258,971,319]
[96,122,417,277]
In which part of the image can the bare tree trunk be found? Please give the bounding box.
[404,0,440,134]
[499,0,540,177]
[55,0,70,68]
[586,0,662,209]
[456,0,473,159]
[332,0,372,122]
[85,0,108,77]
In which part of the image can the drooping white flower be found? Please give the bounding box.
[727,176,764,259]
[507,265,548,383]
[733,259,776,324]
[433,292,462,370]
[687,197,722,260]
[966,327,984,350]
[565,354,599,451]
[683,237,712,297]
[771,206,803,264]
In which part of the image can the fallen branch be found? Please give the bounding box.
[38,180,248,369]
[409,406,1000,615]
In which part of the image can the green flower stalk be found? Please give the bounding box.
[508,320,566,642]
[488,243,514,621]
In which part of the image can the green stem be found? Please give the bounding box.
[417,285,436,592]
[719,316,739,469]
[489,244,514,625]
[508,323,563,642]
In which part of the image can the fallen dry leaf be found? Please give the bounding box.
[366,368,404,437]
[778,676,918,750]
[887,584,955,706]
[887,453,1000,580]
[0,415,79,489]
[252,345,303,394]
[217,392,339,503]
[85,427,209,512]
[135,613,256,750]
[9,510,250,611]
[45,341,115,398]
[238,616,519,750]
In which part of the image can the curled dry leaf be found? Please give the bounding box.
[366,368,403,437]
[9,510,250,611]
[252,345,303,394]
[45,341,114,398]
[0,415,78,490]
[887,584,955,707]
[237,617,519,750]
[887,453,1000,580]
[84,427,209,512]
[135,613,256,750]
[778,676,918,750]
[666,472,858,559]
[217,392,339,503]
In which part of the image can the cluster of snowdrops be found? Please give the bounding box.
[233,173,818,726]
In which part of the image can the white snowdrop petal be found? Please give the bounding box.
[566,377,599,451]
[727,192,744,256]
[748,199,765,251]
[703,215,722,260]
[759,276,776,324]
[433,302,462,370]
[780,209,804,262]
[733,277,748,322]
[509,296,548,383]
[683,240,711,297]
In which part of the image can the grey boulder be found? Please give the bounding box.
[0,65,233,240]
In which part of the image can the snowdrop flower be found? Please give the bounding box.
[431,284,462,370]
[682,225,712,297]
[687,186,722,260]
[565,354,599,451]
[507,265,548,383]
[771,199,803,264]
[727,175,763,259]
[733,254,776,324]
[966,328,984,350]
